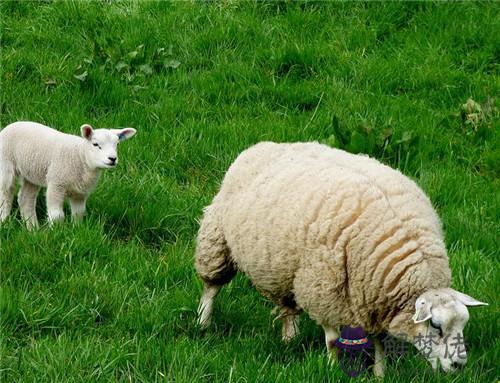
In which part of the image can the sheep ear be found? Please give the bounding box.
[81,124,93,140]
[412,298,432,323]
[115,128,136,141]
[447,289,488,307]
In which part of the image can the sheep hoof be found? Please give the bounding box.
[373,364,385,378]
[197,317,211,331]
[282,333,295,343]
[26,221,39,231]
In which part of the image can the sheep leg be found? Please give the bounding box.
[373,337,386,378]
[70,196,87,222]
[46,184,66,224]
[18,179,40,229]
[323,325,340,363]
[0,160,15,222]
[195,204,236,329]
[197,283,222,329]
[282,313,300,342]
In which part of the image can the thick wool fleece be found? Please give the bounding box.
[195,142,451,334]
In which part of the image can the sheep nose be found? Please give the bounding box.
[108,157,116,164]
[452,361,465,370]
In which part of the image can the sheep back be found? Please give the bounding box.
[212,142,451,332]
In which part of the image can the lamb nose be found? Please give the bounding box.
[108,157,116,163]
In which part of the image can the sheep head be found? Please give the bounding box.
[388,288,487,373]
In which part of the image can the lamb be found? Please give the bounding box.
[0,121,136,228]
[194,142,487,377]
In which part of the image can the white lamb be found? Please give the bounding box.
[0,121,136,227]
[195,142,487,377]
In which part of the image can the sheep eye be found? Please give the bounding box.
[430,320,443,337]
[93,143,101,149]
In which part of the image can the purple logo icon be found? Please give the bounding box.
[334,326,373,378]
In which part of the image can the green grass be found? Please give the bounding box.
[1,1,499,382]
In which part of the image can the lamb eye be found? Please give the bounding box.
[93,143,101,149]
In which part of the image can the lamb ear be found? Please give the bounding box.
[412,298,432,323]
[115,128,136,141]
[81,124,93,140]
[447,289,488,307]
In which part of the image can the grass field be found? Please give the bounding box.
[1,1,499,382]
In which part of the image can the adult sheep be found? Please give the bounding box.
[0,121,136,228]
[195,142,487,377]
